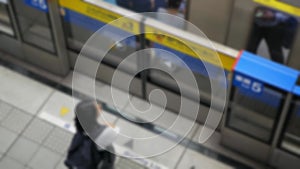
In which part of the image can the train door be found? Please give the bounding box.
[8,0,69,75]
[221,51,298,162]
[270,85,300,169]
[0,0,23,58]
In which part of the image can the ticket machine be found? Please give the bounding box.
[221,51,299,162]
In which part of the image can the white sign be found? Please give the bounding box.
[234,73,264,94]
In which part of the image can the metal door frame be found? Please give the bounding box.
[0,0,70,76]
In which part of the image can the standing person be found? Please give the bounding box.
[157,0,185,29]
[247,7,291,64]
[116,0,155,12]
[65,100,117,169]
[116,0,131,10]
[131,0,155,12]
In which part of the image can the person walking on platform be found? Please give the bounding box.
[65,100,117,169]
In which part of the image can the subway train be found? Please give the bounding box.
[0,0,299,168]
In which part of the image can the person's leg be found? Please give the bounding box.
[246,24,264,54]
[265,26,284,64]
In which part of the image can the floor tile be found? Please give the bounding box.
[192,126,262,169]
[7,137,39,164]
[95,85,130,110]
[114,145,168,169]
[0,101,12,122]
[0,66,53,114]
[28,147,61,169]
[62,71,106,98]
[114,119,185,168]
[0,127,18,153]
[1,108,32,134]
[23,118,54,144]
[123,97,198,139]
[39,91,79,122]
[43,128,73,155]
[0,156,24,169]
[176,149,234,169]
[114,156,147,169]
[63,71,129,112]
[55,158,68,169]
[38,91,79,133]
[123,97,165,123]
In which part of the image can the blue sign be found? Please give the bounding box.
[233,72,264,94]
[24,0,48,12]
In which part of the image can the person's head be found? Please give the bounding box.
[168,0,181,9]
[75,100,102,134]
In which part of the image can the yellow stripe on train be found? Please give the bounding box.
[59,0,140,34]
[59,0,236,70]
[145,26,235,70]
[254,0,300,17]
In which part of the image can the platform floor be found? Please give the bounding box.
[0,52,268,169]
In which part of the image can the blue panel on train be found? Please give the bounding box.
[233,72,264,95]
[153,43,227,78]
[63,8,136,48]
[234,51,298,92]
[293,86,300,96]
[24,0,48,12]
[233,71,282,107]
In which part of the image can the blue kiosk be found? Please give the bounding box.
[221,51,299,163]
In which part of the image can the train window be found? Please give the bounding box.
[280,98,300,156]
[115,0,187,29]
[12,0,56,53]
[0,2,14,36]
[60,6,138,74]
[227,86,284,143]
[148,40,215,105]
[246,6,298,65]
